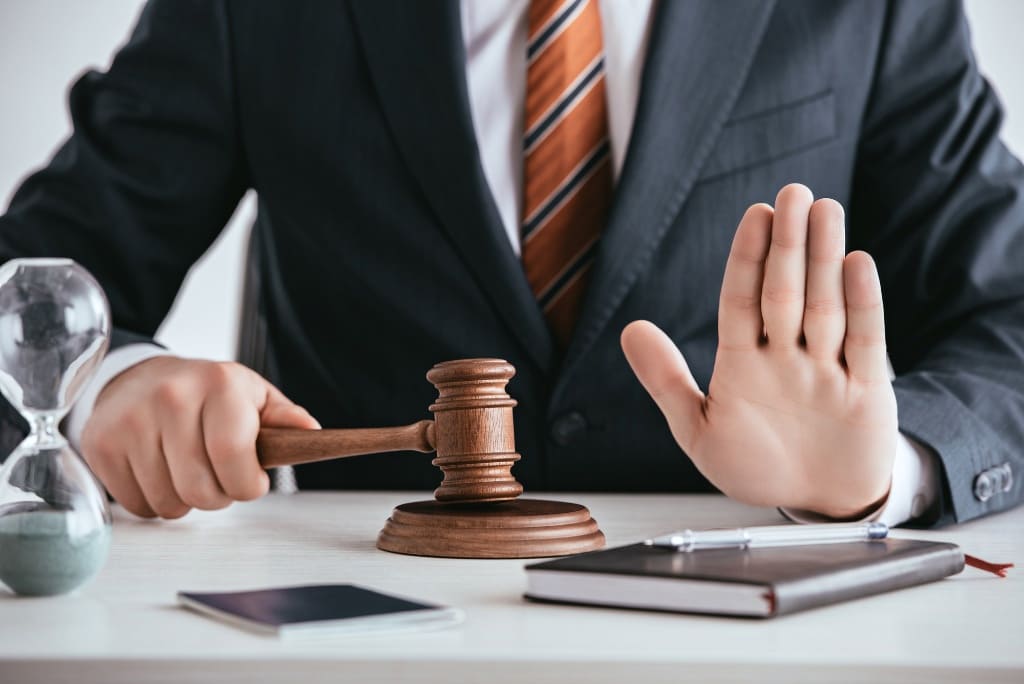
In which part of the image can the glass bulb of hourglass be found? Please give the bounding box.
[0,258,112,596]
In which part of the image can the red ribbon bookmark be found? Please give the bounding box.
[964,554,1014,578]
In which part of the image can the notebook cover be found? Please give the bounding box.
[525,538,965,617]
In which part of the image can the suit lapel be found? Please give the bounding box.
[347,0,554,372]
[561,0,777,375]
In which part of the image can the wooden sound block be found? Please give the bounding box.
[377,499,606,559]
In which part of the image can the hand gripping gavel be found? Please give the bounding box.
[255,359,524,503]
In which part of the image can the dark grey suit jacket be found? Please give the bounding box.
[2,1,1022,526]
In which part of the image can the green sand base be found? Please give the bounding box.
[0,510,111,596]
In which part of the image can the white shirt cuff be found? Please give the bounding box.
[781,433,940,527]
[66,343,172,453]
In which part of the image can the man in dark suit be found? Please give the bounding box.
[1,1,1021,527]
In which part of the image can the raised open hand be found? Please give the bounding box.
[622,184,898,519]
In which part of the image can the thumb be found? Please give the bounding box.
[258,381,322,430]
[620,320,706,454]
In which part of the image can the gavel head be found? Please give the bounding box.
[426,359,525,503]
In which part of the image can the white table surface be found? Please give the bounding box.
[1,491,1021,683]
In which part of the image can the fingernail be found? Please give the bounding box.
[299,407,321,429]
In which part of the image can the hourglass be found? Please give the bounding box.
[0,258,111,596]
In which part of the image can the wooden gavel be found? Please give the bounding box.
[255,358,524,503]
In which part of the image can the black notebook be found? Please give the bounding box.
[524,539,964,618]
[178,584,464,637]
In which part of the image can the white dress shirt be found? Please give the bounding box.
[68,0,938,526]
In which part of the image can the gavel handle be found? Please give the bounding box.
[256,420,436,468]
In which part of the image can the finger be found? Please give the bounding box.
[90,450,157,518]
[160,400,232,511]
[260,382,321,429]
[762,183,814,347]
[81,422,158,518]
[843,251,889,383]
[718,203,773,350]
[130,428,191,519]
[201,381,272,502]
[621,320,705,454]
[803,198,847,361]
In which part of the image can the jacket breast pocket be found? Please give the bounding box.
[697,90,837,182]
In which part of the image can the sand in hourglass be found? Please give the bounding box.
[0,509,111,596]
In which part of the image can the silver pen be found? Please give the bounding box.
[643,521,889,551]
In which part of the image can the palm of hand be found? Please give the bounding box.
[623,185,899,519]
[699,346,897,517]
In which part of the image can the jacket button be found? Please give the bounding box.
[974,472,995,502]
[550,412,587,446]
[998,463,1013,493]
[975,463,1014,502]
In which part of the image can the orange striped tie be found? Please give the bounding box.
[522,0,613,349]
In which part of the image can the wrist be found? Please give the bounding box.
[93,354,180,409]
[809,481,892,521]
[782,431,940,525]
[67,344,173,453]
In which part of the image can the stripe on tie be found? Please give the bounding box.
[528,0,586,62]
[524,138,609,237]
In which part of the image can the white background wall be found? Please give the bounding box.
[2,1,1023,362]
